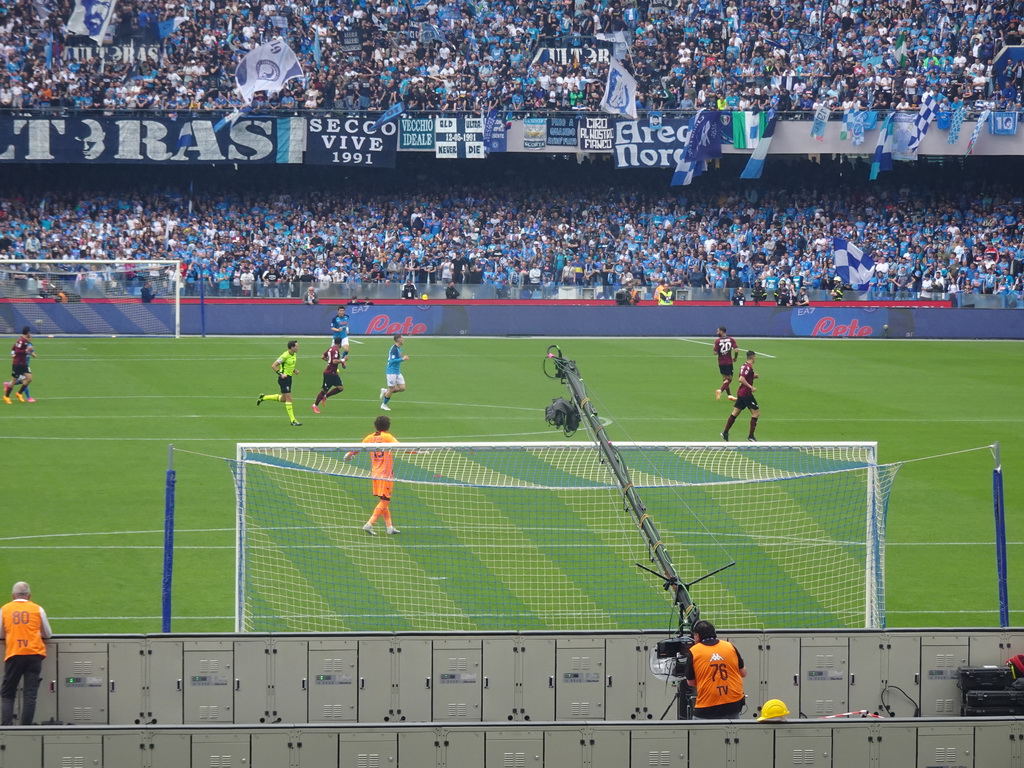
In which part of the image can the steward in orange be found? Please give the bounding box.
[1,581,52,725]
[683,619,746,719]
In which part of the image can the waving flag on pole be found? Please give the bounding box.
[371,102,405,131]
[833,237,875,289]
[740,109,776,179]
[235,38,304,105]
[893,33,907,67]
[671,109,721,186]
[600,58,638,120]
[869,113,894,180]
[907,93,939,151]
[68,0,119,44]
[966,109,991,155]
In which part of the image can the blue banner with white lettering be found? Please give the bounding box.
[305,115,398,167]
[0,116,303,163]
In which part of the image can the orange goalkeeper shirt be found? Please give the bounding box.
[363,431,398,478]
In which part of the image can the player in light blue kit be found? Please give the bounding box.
[330,306,350,368]
[380,333,408,411]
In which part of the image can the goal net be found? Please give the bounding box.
[232,442,899,633]
[0,260,181,336]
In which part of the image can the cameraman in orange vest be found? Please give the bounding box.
[1,581,52,725]
[683,619,746,719]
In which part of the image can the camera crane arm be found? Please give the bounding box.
[544,346,699,634]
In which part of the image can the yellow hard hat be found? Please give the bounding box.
[757,699,790,722]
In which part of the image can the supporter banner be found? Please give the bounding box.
[890,112,919,161]
[62,40,162,63]
[0,117,303,164]
[434,116,484,159]
[546,116,579,148]
[484,109,507,153]
[523,118,547,150]
[578,115,614,151]
[305,115,398,167]
[338,28,362,53]
[613,117,689,168]
[399,115,435,150]
[990,112,1019,136]
[531,36,613,65]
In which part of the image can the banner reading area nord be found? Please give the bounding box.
[0,116,305,163]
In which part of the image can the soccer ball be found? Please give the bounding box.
[421,294,428,300]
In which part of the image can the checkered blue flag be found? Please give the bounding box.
[908,93,940,151]
[833,237,875,289]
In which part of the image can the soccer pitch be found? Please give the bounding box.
[0,335,1019,633]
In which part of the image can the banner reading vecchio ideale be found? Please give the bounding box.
[305,115,398,167]
[613,117,690,168]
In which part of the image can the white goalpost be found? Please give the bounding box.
[0,259,182,337]
[229,441,899,633]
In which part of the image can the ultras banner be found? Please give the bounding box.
[0,116,305,163]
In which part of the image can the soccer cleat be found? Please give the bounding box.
[720,431,729,441]
[362,523,377,536]
[380,403,391,411]
[311,404,320,414]
[747,436,758,442]
[727,395,737,401]
[379,387,388,400]
[291,420,303,426]
[715,389,722,401]
[15,393,25,403]
[386,527,400,535]
[25,398,36,403]
[2,396,10,405]
[340,358,347,369]
[256,394,265,406]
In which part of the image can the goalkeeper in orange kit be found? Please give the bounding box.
[345,415,400,535]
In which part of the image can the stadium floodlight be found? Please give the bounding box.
[0,259,181,337]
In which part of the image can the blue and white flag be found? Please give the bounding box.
[948,104,966,143]
[312,29,323,68]
[966,109,991,155]
[419,23,445,44]
[68,0,119,44]
[235,38,304,105]
[372,102,405,130]
[600,58,638,120]
[810,105,830,140]
[869,113,894,180]
[989,111,1019,135]
[31,0,54,21]
[213,105,253,132]
[740,109,776,179]
[907,93,939,151]
[671,109,721,186]
[833,237,875,289]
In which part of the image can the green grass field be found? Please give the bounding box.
[0,335,1019,634]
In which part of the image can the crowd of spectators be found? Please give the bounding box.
[2,0,1023,117]
[1,170,1022,304]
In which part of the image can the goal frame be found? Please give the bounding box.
[0,259,182,337]
[232,440,884,632]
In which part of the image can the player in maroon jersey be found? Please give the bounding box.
[721,350,759,442]
[312,339,345,414]
[3,327,36,404]
[713,326,739,401]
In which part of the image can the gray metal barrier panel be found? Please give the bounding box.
[16,629,1024,728]
[3,720,1020,768]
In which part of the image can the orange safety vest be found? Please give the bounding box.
[2,600,47,660]
[688,639,743,709]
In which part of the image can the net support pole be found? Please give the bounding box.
[162,444,177,633]
[993,441,1009,628]
[198,273,207,338]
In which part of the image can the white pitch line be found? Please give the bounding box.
[677,338,777,358]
